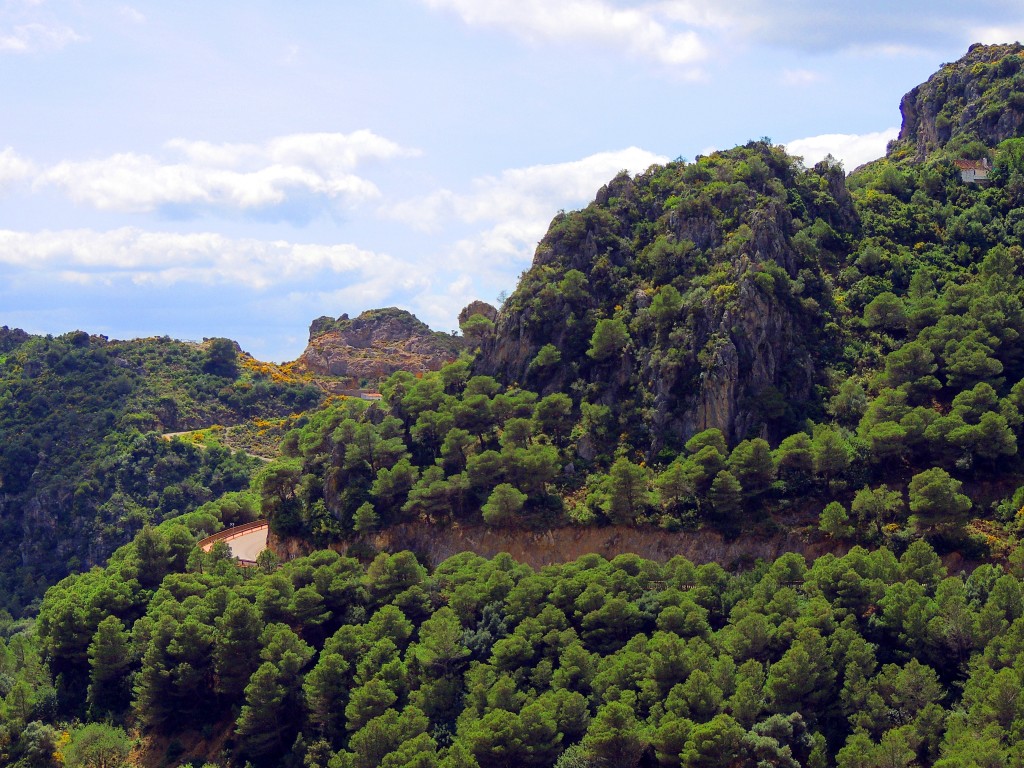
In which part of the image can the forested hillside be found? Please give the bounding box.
[250,43,1024,565]
[0,330,321,612]
[7,514,1024,767]
[5,42,1024,768]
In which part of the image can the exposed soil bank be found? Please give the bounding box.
[272,521,859,571]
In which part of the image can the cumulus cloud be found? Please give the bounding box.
[0,19,81,51]
[784,127,899,171]
[380,146,667,329]
[0,227,422,291]
[0,0,83,53]
[422,0,1024,66]
[0,147,34,188]
[419,0,706,69]
[34,131,417,219]
[390,146,667,257]
[408,273,490,334]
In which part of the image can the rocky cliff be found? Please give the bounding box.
[293,307,466,387]
[476,142,855,451]
[897,42,1024,159]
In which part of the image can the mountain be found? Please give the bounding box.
[476,142,852,450]
[224,43,1024,573]
[8,43,1024,768]
[897,42,1024,159]
[293,307,466,389]
[476,42,1024,457]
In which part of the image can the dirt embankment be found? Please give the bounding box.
[271,521,853,571]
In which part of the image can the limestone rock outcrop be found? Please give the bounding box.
[897,42,1024,159]
[476,143,849,450]
[293,307,465,385]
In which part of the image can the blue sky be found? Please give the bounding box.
[1,1,1022,361]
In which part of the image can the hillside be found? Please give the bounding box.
[476,142,850,448]
[0,331,321,613]
[239,43,1024,568]
[6,42,1024,768]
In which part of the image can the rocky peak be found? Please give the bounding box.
[476,141,852,451]
[307,307,433,343]
[293,307,465,386]
[897,42,1024,159]
[458,300,498,326]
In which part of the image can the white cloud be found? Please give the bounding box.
[0,227,419,290]
[281,273,435,326]
[34,131,417,218]
[388,147,667,288]
[165,131,410,173]
[0,0,84,53]
[117,5,145,24]
[392,146,666,232]
[971,24,1024,44]
[423,0,1024,66]
[419,0,707,69]
[0,19,81,51]
[784,128,899,171]
[409,273,488,333]
[0,147,34,188]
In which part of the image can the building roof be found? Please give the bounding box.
[954,158,990,171]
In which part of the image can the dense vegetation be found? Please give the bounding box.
[5,42,1024,768]
[7,520,1024,767]
[0,330,321,612]
[257,111,1024,558]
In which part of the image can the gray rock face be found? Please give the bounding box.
[476,146,844,451]
[294,307,465,383]
[897,42,1024,159]
[698,333,738,439]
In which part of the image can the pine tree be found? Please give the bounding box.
[908,467,972,533]
[63,723,132,768]
[708,470,743,524]
[581,701,646,768]
[603,457,651,524]
[481,484,527,526]
[87,615,131,714]
[303,653,351,747]
[354,501,381,533]
[214,598,264,699]
[236,662,289,760]
[819,501,854,539]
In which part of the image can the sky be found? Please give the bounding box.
[1,2,1023,361]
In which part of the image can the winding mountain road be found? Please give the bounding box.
[197,520,269,565]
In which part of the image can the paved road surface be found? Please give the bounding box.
[229,526,269,561]
[199,521,269,564]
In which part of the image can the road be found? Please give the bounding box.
[198,521,270,564]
